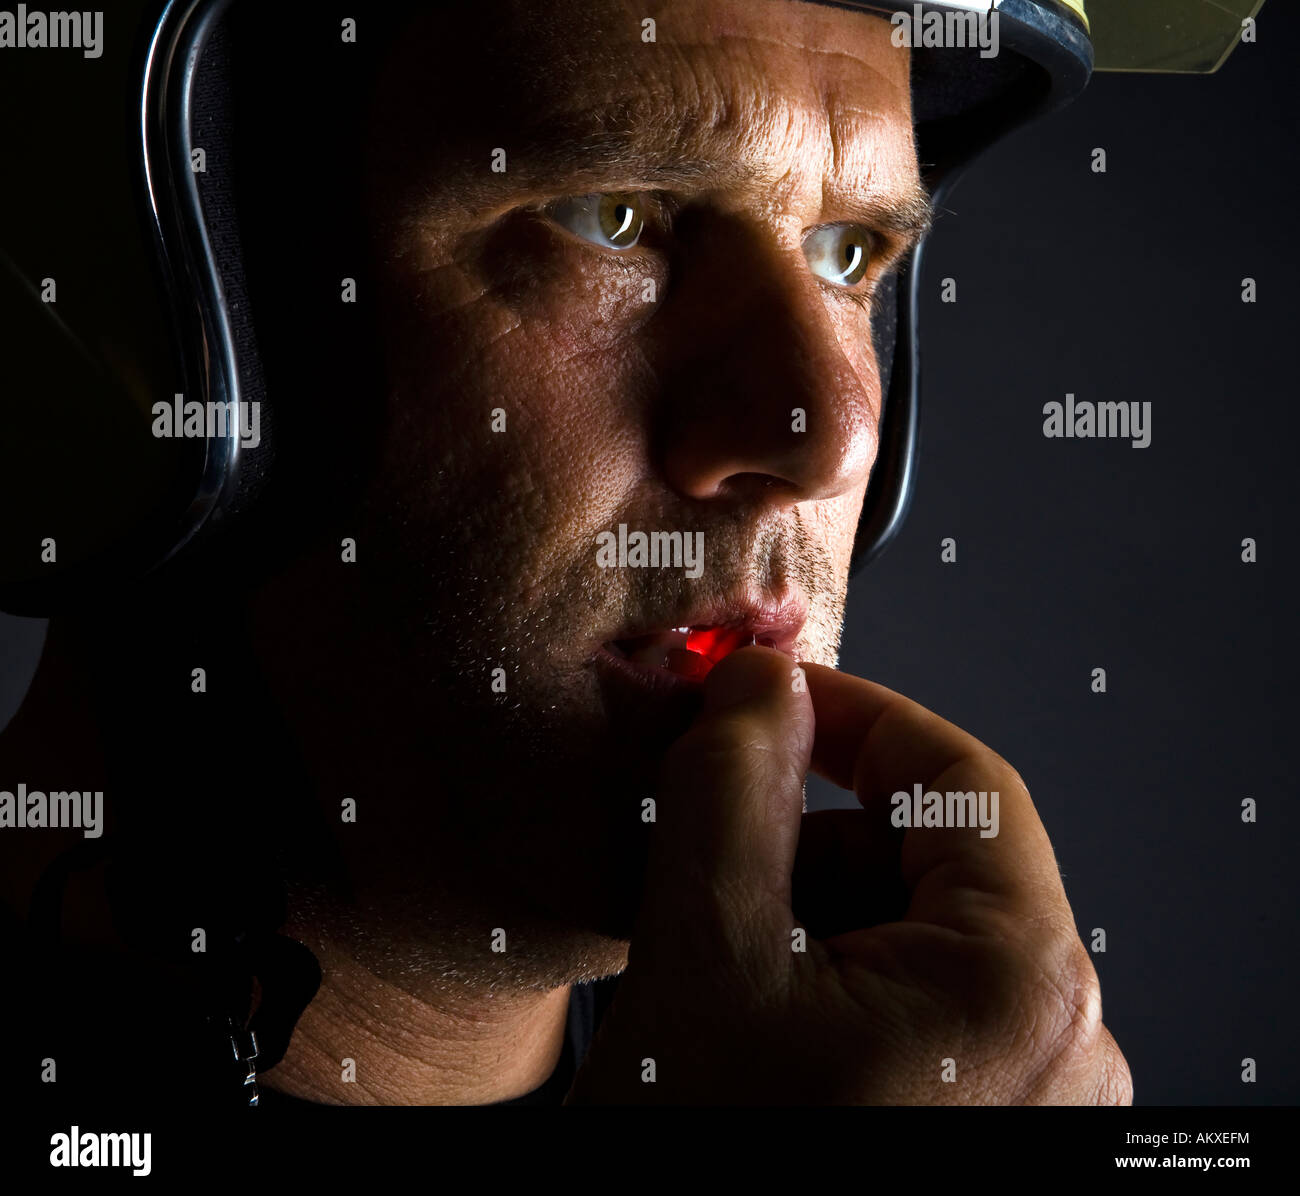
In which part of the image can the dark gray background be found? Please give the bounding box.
[806,10,1298,1105]
[3,7,1295,1106]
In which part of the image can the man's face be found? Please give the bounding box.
[253,0,923,978]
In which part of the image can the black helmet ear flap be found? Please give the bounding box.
[848,0,1095,574]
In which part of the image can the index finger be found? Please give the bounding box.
[800,662,1068,930]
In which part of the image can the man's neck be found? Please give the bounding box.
[259,930,572,1105]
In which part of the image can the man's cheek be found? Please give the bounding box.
[829,486,870,567]
[474,215,668,353]
[404,334,646,587]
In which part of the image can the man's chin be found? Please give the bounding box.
[512,805,651,944]
[463,689,688,921]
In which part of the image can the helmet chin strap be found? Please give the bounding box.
[27,836,322,1107]
[227,930,323,1104]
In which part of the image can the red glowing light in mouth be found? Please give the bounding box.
[605,625,777,680]
[684,625,748,664]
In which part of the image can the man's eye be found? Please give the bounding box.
[803,224,873,288]
[548,193,646,250]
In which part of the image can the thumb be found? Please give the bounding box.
[634,647,813,976]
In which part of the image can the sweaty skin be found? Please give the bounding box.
[27,0,1118,1105]
[249,0,928,1103]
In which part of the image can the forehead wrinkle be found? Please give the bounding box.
[691,31,916,222]
[827,100,919,209]
[383,16,922,244]
[510,67,918,215]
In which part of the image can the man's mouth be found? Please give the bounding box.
[603,625,778,681]
[588,601,805,732]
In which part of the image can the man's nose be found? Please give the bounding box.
[653,215,880,506]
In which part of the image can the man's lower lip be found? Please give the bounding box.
[604,627,778,672]
[592,645,707,696]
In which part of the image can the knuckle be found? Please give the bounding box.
[1098,1039,1135,1106]
[965,930,1110,1098]
[1053,942,1106,1057]
[1017,939,1111,1098]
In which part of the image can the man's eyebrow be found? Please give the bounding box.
[431,74,912,225]
[502,133,933,246]
[851,182,934,244]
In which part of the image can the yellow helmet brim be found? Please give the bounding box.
[1075,0,1266,74]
